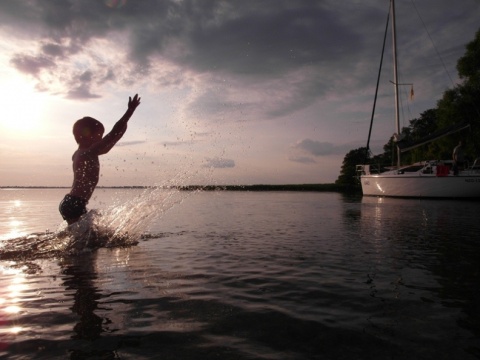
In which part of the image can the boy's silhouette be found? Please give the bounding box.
[59,94,141,225]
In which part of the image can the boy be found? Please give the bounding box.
[59,94,141,225]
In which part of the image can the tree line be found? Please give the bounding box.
[336,28,480,186]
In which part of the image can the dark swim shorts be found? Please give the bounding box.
[59,194,88,222]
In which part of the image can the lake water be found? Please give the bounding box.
[0,188,479,359]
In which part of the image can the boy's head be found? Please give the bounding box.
[73,117,105,144]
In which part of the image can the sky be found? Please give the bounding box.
[0,0,479,187]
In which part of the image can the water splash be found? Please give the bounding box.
[98,187,189,238]
[0,188,191,263]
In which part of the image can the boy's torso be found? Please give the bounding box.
[69,149,100,201]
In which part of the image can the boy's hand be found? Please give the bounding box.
[128,94,141,111]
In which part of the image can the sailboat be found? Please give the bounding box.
[357,0,480,198]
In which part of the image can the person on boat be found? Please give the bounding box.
[452,140,465,175]
[59,94,141,225]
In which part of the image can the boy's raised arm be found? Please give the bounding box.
[93,94,141,155]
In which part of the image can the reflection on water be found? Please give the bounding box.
[357,196,480,355]
[0,190,480,359]
[61,253,112,358]
[1,200,27,241]
[0,266,29,344]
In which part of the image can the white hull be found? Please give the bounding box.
[361,173,480,198]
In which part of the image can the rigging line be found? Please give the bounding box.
[410,0,456,87]
[411,0,480,135]
[365,1,391,162]
[400,80,413,129]
[400,84,412,130]
[389,79,415,129]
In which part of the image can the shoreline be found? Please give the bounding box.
[0,184,360,193]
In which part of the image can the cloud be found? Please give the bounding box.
[289,156,316,164]
[162,141,185,148]
[0,1,364,103]
[175,3,362,76]
[10,54,56,76]
[290,138,360,163]
[41,42,67,58]
[64,70,103,99]
[116,140,147,147]
[66,87,100,100]
[203,157,235,169]
[161,136,208,148]
[1,0,479,126]
[293,139,335,156]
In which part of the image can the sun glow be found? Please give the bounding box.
[0,76,46,134]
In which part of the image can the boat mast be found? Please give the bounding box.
[391,0,401,168]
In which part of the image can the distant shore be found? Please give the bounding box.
[1,184,360,193]
[176,184,360,192]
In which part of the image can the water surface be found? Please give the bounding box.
[1,189,479,359]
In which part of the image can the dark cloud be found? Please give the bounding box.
[2,0,479,120]
[10,54,55,76]
[203,157,235,169]
[41,43,65,57]
[66,85,101,100]
[180,3,362,76]
[0,2,42,30]
[292,138,357,159]
[186,87,246,119]
[1,1,363,84]
[294,139,335,156]
[65,70,101,99]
